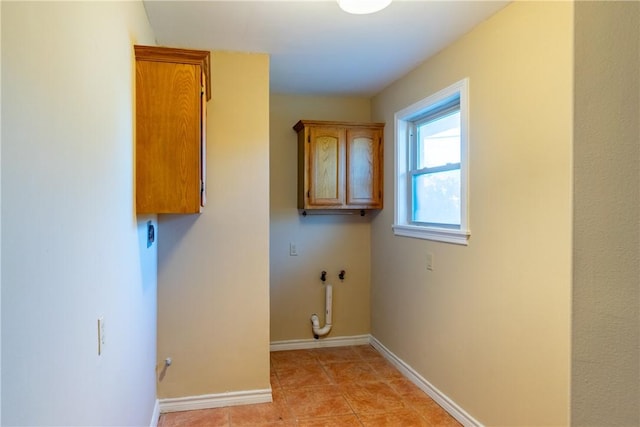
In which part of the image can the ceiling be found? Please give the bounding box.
[143,0,509,96]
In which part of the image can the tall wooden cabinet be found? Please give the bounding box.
[293,120,384,213]
[135,45,211,214]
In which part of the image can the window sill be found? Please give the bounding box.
[392,224,470,245]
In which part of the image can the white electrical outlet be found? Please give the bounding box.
[289,242,298,256]
[98,317,105,355]
[427,253,434,271]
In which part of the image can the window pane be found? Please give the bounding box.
[412,169,461,226]
[417,111,460,169]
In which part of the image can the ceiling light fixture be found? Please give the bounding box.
[337,0,392,15]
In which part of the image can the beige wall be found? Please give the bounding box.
[370,2,573,425]
[269,95,373,342]
[1,2,158,425]
[572,2,640,426]
[157,51,271,398]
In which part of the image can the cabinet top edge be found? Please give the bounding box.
[293,120,385,132]
[134,45,211,100]
[134,45,209,62]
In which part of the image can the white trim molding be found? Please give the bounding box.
[159,389,272,414]
[270,334,371,352]
[150,399,160,427]
[369,336,482,427]
[393,78,471,245]
[392,224,470,245]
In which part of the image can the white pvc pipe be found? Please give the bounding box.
[310,283,332,338]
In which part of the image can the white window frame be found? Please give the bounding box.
[393,78,470,245]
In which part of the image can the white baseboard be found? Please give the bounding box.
[159,388,272,414]
[149,399,160,427]
[270,334,371,351]
[370,336,483,427]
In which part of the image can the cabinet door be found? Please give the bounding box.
[136,60,202,214]
[307,127,345,207]
[346,127,383,208]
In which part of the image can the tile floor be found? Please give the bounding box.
[158,345,462,426]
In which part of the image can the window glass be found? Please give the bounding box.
[413,170,461,226]
[417,111,460,169]
[412,106,461,228]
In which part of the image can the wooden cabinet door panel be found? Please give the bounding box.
[308,127,345,207]
[136,61,201,213]
[346,128,382,208]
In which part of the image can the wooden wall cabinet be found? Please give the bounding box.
[293,120,384,213]
[135,45,211,214]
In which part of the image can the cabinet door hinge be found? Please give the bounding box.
[307,190,310,198]
[307,135,310,143]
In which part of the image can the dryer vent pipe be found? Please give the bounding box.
[310,283,332,339]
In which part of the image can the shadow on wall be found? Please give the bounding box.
[293,210,381,225]
[156,214,201,276]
